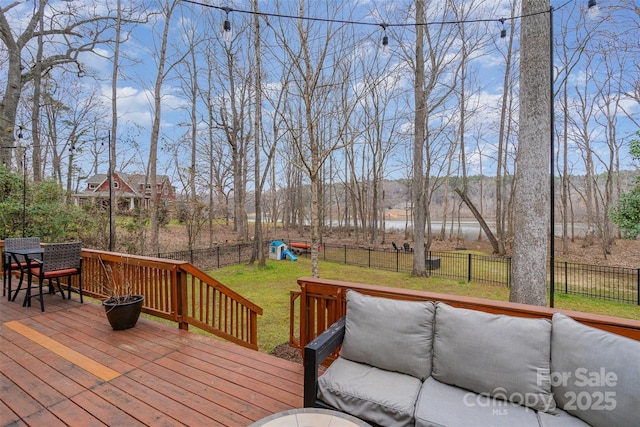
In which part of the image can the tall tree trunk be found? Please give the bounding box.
[252,0,265,267]
[109,0,122,252]
[0,2,46,164]
[412,0,427,277]
[510,0,549,306]
[147,0,176,252]
[30,10,44,181]
[495,0,516,256]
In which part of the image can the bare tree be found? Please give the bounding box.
[494,0,519,256]
[0,1,115,166]
[269,1,358,277]
[145,0,186,253]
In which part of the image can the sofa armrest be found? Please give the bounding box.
[303,316,346,408]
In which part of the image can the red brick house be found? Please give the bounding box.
[73,172,176,210]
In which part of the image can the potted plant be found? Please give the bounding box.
[99,256,145,330]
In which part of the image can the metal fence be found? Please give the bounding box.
[145,243,255,270]
[313,242,639,306]
[148,241,640,306]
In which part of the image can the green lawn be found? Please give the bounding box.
[209,257,640,353]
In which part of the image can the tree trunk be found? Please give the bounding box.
[454,188,499,253]
[412,0,427,277]
[510,0,549,306]
[109,0,122,252]
[147,0,176,252]
[252,0,265,267]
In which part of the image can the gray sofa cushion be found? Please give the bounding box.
[551,312,640,427]
[318,357,422,427]
[340,290,435,380]
[432,302,556,413]
[415,377,541,427]
[537,409,592,427]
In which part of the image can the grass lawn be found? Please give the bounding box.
[209,257,640,353]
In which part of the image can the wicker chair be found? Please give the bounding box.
[3,237,41,301]
[26,242,82,312]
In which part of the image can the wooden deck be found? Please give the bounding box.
[1,282,304,426]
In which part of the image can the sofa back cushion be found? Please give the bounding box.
[432,302,556,413]
[340,290,435,380]
[551,312,640,427]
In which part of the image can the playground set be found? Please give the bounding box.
[269,241,322,261]
[269,241,298,261]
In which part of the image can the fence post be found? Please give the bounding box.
[368,247,371,268]
[637,269,640,306]
[467,253,472,282]
[344,245,347,264]
[565,262,568,294]
[238,244,241,264]
[396,249,399,272]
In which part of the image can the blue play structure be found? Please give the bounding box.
[283,248,298,261]
[269,241,297,261]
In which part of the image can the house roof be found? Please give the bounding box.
[75,172,174,198]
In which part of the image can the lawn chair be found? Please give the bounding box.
[26,242,82,312]
[3,237,41,301]
[403,242,413,253]
[392,242,401,251]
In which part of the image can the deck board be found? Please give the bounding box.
[1,279,304,426]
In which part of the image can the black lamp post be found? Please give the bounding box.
[549,5,556,308]
[17,128,26,238]
[101,132,114,251]
[108,130,113,252]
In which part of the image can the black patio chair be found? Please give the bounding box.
[392,242,401,251]
[403,242,413,253]
[3,237,41,301]
[26,242,82,312]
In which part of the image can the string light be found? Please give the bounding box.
[380,24,388,52]
[179,0,593,50]
[222,7,232,42]
[179,0,575,42]
[499,18,507,39]
[587,0,599,18]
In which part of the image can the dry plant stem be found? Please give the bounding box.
[98,256,136,303]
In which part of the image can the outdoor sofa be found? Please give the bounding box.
[304,290,640,427]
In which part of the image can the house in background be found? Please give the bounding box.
[73,172,176,211]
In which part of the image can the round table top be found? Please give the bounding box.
[249,408,371,427]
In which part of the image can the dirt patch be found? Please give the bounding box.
[270,342,304,364]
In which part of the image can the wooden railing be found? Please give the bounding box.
[180,263,262,349]
[78,249,262,350]
[291,277,640,353]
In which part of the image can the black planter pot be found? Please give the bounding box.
[103,295,145,330]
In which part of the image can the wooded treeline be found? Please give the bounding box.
[1,1,638,283]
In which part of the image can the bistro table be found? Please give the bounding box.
[249,408,372,427]
[5,247,44,304]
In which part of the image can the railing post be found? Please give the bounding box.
[176,268,189,330]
